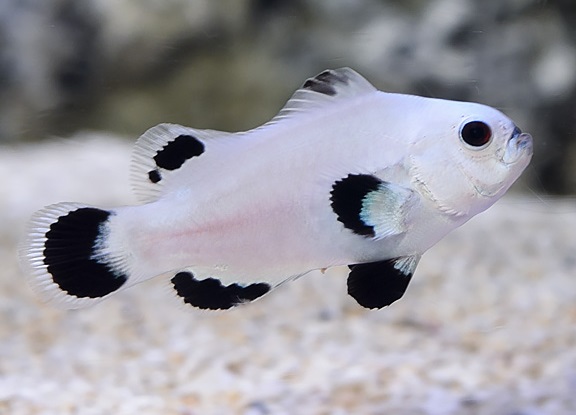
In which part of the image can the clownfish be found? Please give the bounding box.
[20,68,533,311]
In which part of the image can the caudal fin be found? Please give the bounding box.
[20,202,131,309]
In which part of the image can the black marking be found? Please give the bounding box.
[347,259,414,309]
[330,174,381,237]
[154,134,205,171]
[148,169,161,183]
[171,271,271,310]
[303,69,349,96]
[43,208,127,298]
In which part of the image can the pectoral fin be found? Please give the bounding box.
[347,255,421,309]
[330,174,417,240]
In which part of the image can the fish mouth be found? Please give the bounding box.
[502,126,533,165]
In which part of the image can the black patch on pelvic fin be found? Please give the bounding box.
[303,69,349,96]
[171,271,271,310]
[43,208,127,298]
[330,174,381,237]
[148,169,161,183]
[153,134,205,171]
[347,259,414,309]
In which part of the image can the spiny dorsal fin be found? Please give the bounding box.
[130,123,235,203]
[270,67,378,123]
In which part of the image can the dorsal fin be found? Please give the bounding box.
[130,123,235,203]
[270,67,378,123]
[130,69,377,203]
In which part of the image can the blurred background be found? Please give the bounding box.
[2,1,576,414]
[1,0,575,193]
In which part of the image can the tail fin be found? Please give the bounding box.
[19,203,131,309]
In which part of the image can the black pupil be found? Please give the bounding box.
[461,121,492,147]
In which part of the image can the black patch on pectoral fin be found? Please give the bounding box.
[347,255,421,309]
[330,174,382,237]
[171,271,271,310]
[331,174,415,240]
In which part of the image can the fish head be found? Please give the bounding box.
[409,99,533,217]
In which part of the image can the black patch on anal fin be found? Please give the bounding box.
[43,207,127,298]
[153,134,205,172]
[347,258,415,309]
[171,271,271,310]
[303,69,350,96]
[330,174,381,237]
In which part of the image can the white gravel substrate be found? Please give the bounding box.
[1,135,575,415]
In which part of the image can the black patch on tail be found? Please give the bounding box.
[43,207,127,298]
[303,69,349,96]
[347,259,414,309]
[171,271,271,310]
[330,174,381,237]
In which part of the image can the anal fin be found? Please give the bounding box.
[347,255,421,309]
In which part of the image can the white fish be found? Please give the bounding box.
[19,68,533,311]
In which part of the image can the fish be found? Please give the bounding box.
[19,68,533,311]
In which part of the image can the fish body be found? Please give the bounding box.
[20,68,533,310]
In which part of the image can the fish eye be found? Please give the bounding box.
[460,121,492,148]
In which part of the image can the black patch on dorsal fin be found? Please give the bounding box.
[148,169,161,184]
[347,256,420,309]
[268,68,377,124]
[171,271,271,310]
[131,124,238,204]
[303,69,351,96]
[154,134,205,170]
[147,134,205,183]
[43,207,128,298]
[330,174,382,237]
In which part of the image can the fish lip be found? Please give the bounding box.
[502,127,533,165]
[474,128,532,198]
